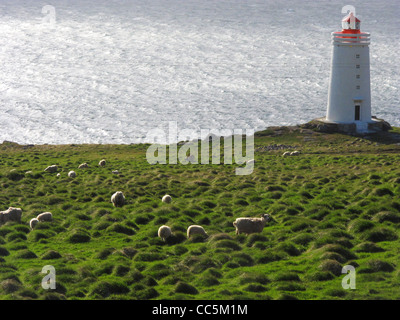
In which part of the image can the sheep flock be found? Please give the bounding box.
[1,158,274,246]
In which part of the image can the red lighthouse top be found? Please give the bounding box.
[340,12,361,34]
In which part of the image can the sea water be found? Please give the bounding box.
[0,0,398,144]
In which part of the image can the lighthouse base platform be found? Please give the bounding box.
[303,117,391,136]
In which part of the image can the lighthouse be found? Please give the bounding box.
[325,12,373,132]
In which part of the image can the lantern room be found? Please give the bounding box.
[341,12,361,33]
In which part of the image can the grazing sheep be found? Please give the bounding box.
[99,159,106,167]
[282,151,291,157]
[37,212,53,222]
[158,225,172,241]
[290,151,300,156]
[187,225,208,239]
[112,170,120,175]
[68,171,76,178]
[78,163,89,169]
[0,207,22,224]
[162,195,172,203]
[44,165,58,173]
[30,218,39,230]
[111,191,125,207]
[233,214,271,236]
[56,173,61,177]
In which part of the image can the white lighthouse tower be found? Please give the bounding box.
[325,12,373,132]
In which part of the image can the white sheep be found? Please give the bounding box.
[290,151,300,156]
[29,218,39,230]
[282,151,291,157]
[37,212,53,222]
[99,159,106,167]
[111,191,125,207]
[233,214,271,235]
[158,225,172,241]
[78,163,89,169]
[44,165,58,173]
[112,170,120,175]
[0,207,22,223]
[162,195,172,203]
[187,225,208,239]
[68,171,76,178]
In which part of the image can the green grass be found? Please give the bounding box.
[1,127,400,300]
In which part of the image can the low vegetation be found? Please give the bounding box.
[1,125,400,300]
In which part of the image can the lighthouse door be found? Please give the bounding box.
[354,105,361,121]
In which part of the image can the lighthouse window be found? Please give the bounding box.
[356,85,360,89]
[356,65,360,69]
[356,75,360,79]
[356,54,360,58]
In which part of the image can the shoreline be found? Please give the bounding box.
[2,119,399,148]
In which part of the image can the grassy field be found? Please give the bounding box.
[1,125,400,300]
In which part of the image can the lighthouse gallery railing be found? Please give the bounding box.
[331,32,370,45]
